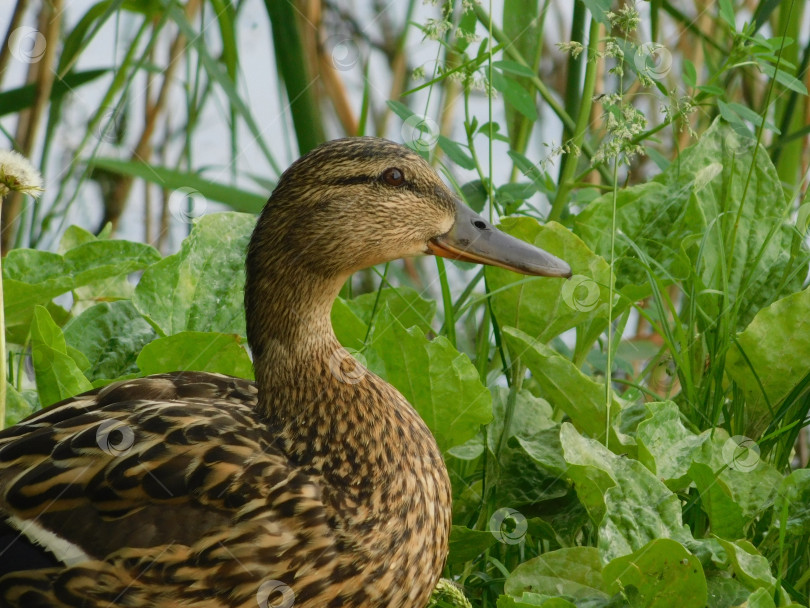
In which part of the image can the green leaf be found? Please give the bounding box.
[758,61,808,95]
[636,401,708,491]
[718,0,736,29]
[136,331,254,379]
[31,306,93,406]
[133,213,254,337]
[487,219,612,344]
[437,136,476,170]
[683,59,697,89]
[369,307,491,451]
[726,286,810,435]
[347,287,436,335]
[688,462,745,539]
[691,430,782,522]
[4,385,37,428]
[0,69,108,117]
[491,72,537,121]
[88,157,267,213]
[504,547,606,600]
[3,238,159,333]
[503,328,623,446]
[3,250,72,330]
[580,0,612,25]
[559,424,696,562]
[63,301,157,382]
[744,588,776,608]
[331,298,368,352]
[602,539,707,607]
[460,179,487,213]
[488,388,569,506]
[714,539,779,597]
[493,60,536,78]
[387,100,416,122]
[448,526,497,565]
[705,573,753,608]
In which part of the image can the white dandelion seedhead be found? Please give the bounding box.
[0,150,44,198]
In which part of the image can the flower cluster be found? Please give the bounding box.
[0,150,44,199]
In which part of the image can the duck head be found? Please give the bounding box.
[246,137,571,284]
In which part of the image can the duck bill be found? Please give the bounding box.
[427,200,572,278]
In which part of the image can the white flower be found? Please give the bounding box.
[0,149,44,198]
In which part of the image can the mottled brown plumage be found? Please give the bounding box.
[0,137,570,607]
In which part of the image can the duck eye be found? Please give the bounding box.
[382,167,405,186]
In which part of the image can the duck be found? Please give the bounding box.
[0,136,571,608]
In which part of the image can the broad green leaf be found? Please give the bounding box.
[559,424,695,562]
[503,328,623,446]
[574,180,693,298]
[63,301,157,382]
[715,539,782,599]
[636,401,708,490]
[600,460,696,564]
[487,387,556,453]
[705,573,753,608]
[504,547,606,600]
[488,388,569,507]
[745,588,776,608]
[369,307,491,451]
[3,250,72,330]
[331,298,367,351]
[65,239,160,294]
[3,238,159,331]
[448,525,497,565]
[347,287,436,335]
[58,224,99,253]
[487,219,612,344]
[497,593,575,608]
[690,430,782,521]
[688,462,745,540]
[558,423,618,524]
[31,306,93,406]
[4,385,37,427]
[88,157,267,213]
[133,213,254,337]
[726,286,810,436]
[136,331,254,379]
[602,539,707,607]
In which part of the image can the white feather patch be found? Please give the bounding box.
[6,515,91,566]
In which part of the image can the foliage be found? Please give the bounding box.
[2,1,810,607]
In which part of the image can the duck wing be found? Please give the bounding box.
[0,372,351,608]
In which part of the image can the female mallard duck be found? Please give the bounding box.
[0,137,570,607]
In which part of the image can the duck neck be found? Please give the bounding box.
[246,262,346,420]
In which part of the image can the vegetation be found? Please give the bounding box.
[1,1,809,607]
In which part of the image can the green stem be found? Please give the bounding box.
[550,15,601,222]
[435,256,456,348]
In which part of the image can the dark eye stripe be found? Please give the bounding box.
[325,176,376,186]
